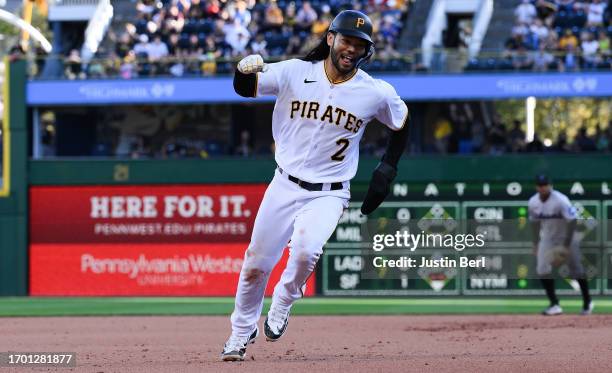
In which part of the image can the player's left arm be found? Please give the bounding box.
[361,82,409,215]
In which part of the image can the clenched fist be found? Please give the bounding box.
[237,54,268,74]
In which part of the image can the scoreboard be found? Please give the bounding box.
[322,180,612,296]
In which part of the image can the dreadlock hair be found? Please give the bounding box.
[301,32,332,62]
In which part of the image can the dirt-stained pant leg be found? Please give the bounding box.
[271,195,346,311]
[230,172,296,337]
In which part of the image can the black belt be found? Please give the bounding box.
[277,166,343,191]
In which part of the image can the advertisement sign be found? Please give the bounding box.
[30,243,314,296]
[30,185,267,243]
[27,73,612,105]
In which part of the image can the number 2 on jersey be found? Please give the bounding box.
[331,139,349,161]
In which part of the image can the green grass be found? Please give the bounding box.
[0,297,610,317]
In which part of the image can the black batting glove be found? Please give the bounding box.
[360,162,397,215]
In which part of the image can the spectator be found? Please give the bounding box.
[264,0,284,32]
[433,117,453,154]
[224,19,251,56]
[606,125,612,151]
[120,51,137,79]
[380,14,401,44]
[87,49,107,78]
[453,116,473,153]
[285,35,302,56]
[295,1,318,32]
[201,52,217,76]
[204,35,222,58]
[311,11,332,36]
[516,0,538,24]
[552,131,571,152]
[555,0,577,13]
[574,126,597,151]
[284,2,297,28]
[524,134,544,152]
[535,0,558,25]
[558,28,578,50]
[586,0,607,26]
[115,32,132,59]
[169,60,185,77]
[581,32,600,68]
[533,43,556,70]
[148,35,169,62]
[250,33,269,57]
[134,34,150,57]
[508,120,526,152]
[229,0,251,29]
[560,43,579,71]
[471,121,485,153]
[205,0,221,17]
[595,125,610,151]
[487,122,508,154]
[512,45,534,70]
[543,28,559,50]
[167,33,180,56]
[530,18,550,41]
[235,130,252,157]
[136,0,155,15]
[65,49,84,80]
[598,30,610,56]
[511,22,531,38]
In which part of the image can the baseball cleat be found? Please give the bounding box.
[264,308,290,342]
[541,304,563,316]
[580,301,594,315]
[221,327,258,361]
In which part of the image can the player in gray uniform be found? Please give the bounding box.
[528,174,593,316]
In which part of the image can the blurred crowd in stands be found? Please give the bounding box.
[430,103,612,155]
[468,0,612,71]
[94,117,612,158]
[65,0,410,79]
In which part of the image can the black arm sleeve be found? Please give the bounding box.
[233,68,257,98]
[381,112,410,168]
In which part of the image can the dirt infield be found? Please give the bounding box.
[1,315,611,372]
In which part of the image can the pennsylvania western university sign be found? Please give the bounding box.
[27,72,612,105]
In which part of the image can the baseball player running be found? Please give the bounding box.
[221,10,409,361]
[529,174,593,316]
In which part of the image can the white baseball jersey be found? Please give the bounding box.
[256,58,408,183]
[528,189,578,245]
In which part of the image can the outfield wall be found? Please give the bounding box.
[21,158,612,296]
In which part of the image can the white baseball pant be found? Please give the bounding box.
[230,168,349,337]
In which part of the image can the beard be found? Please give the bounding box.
[330,45,356,74]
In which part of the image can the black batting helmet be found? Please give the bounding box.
[329,10,374,44]
[328,10,374,68]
